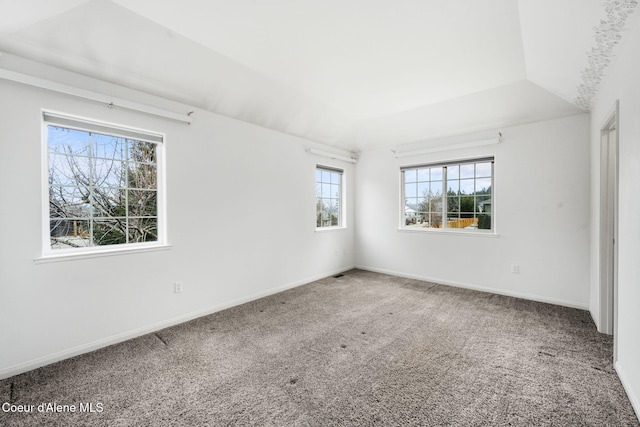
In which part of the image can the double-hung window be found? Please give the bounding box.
[401,157,493,232]
[316,166,343,228]
[43,112,165,256]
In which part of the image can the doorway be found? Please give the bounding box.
[599,101,619,359]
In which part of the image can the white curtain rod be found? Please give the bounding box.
[0,68,193,124]
[394,134,502,158]
[307,148,359,164]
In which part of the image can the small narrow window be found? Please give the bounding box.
[316,166,343,228]
[401,158,493,232]
[43,112,165,255]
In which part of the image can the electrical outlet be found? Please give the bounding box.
[510,265,520,274]
[174,282,184,293]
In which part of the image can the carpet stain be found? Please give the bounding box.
[155,333,168,346]
[402,281,438,293]
[340,344,347,349]
[289,378,298,385]
[361,332,366,335]
[9,381,14,403]
[538,351,556,357]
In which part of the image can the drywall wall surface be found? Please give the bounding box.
[0,73,355,377]
[590,13,640,419]
[355,114,591,308]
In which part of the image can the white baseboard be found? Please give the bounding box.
[615,361,640,422]
[355,265,589,310]
[0,265,354,380]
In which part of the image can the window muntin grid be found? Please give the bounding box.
[402,158,493,231]
[316,166,343,228]
[46,118,162,251]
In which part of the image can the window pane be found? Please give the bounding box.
[447,197,460,214]
[128,190,157,217]
[405,183,417,199]
[49,155,81,186]
[330,200,340,226]
[460,179,474,195]
[321,169,331,183]
[129,140,156,164]
[48,126,90,156]
[430,198,442,213]
[330,172,340,185]
[405,169,417,183]
[478,213,491,229]
[447,165,459,180]
[476,162,492,178]
[330,184,340,198]
[128,163,157,189]
[434,212,444,228]
[406,197,418,206]
[49,153,91,185]
[417,182,429,197]
[417,199,428,215]
[50,219,90,248]
[417,168,429,182]
[93,159,125,188]
[128,217,158,243]
[93,134,126,160]
[430,167,443,181]
[478,196,492,215]
[430,181,442,197]
[447,211,461,221]
[447,180,459,194]
[476,178,492,195]
[459,195,476,214]
[93,218,127,246]
[322,183,332,198]
[91,187,125,217]
[322,199,331,220]
[49,185,91,218]
[460,164,475,179]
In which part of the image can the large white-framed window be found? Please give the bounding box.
[316,165,344,229]
[42,111,166,257]
[401,157,494,232]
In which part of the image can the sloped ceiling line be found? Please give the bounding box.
[576,0,638,110]
[1,1,633,150]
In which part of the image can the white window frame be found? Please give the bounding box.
[315,165,346,231]
[400,157,494,234]
[39,110,168,260]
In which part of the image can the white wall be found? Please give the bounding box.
[589,13,640,417]
[0,74,355,378]
[355,114,591,308]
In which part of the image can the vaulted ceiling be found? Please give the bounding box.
[1,0,638,151]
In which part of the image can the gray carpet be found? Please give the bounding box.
[1,269,638,426]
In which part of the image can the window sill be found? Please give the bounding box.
[315,226,347,233]
[34,244,172,264]
[397,228,499,238]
